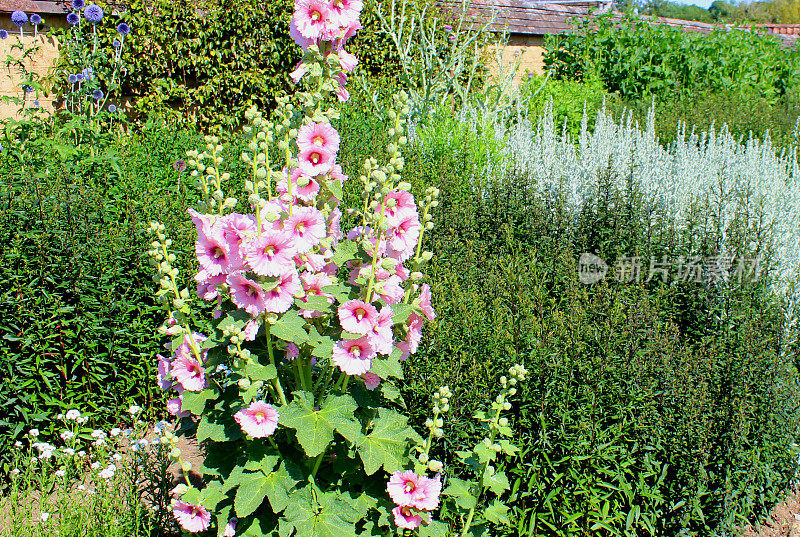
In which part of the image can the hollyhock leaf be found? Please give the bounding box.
[199,480,227,511]
[321,283,352,304]
[371,353,403,380]
[331,239,359,266]
[311,336,334,359]
[473,441,497,464]
[499,439,520,456]
[380,382,406,409]
[390,303,414,324]
[351,408,416,475]
[234,459,296,517]
[483,467,510,495]
[283,486,359,537]
[182,390,215,415]
[278,391,358,457]
[295,294,331,312]
[455,450,482,471]
[198,413,242,443]
[484,500,512,526]
[327,178,343,200]
[246,362,277,381]
[340,331,364,340]
[443,478,478,509]
[419,521,450,537]
[271,311,309,345]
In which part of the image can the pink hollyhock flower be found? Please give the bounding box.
[293,0,330,40]
[327,207,343,242]
[337,49,358,72]
[376,275,404,305]
[332,337,375,375]
[336,78,350,102]
[234,401,280,438]
[243,319,261,341]
[387,213,421,262]
[296,251,328,273]
[382,191,418,226]
[243,230,296,276]
[167,397,190,418]
[285,342,300,360]
[328,0,363,28]
[264,270,301,313]
[157,354,172,390]
[392,506,423,530]
[346,226,385,257]
[278,168,320,203]
[297,122,340,154]
[339,300,379,334]
[368,306,394,355]
[290,62,308,84]
[297,145,335,177]
[387,471,442,510]
[221,213,256,248]
[342,17,362,40]
[224,518,238,537]
[227,273,268,317]
[284,206,326,253]
[195,230,232,277]
[171,354,207,392]
[195,270,226,301]
[417,283,436,321]
[363,372,380,390]
[290,17,314,50]
[187,208,215,236]
[172,501,211,533]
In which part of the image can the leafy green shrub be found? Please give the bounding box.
[545,13,800,102]
[50,0,405,130]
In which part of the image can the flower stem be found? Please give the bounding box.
[266,328,287,406]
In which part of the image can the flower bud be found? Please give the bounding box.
[419,453,429,464]
[503,402,512,410]
[428,459,443,472]
[181,460,192,472]
[499,417,509,427]
[172,483,188,496]
[508,388,517,396]
[170,447,182,459]
[238,378,251,390]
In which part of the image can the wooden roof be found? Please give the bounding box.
[0,0,69,14]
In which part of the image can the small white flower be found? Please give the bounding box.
[28,429,39,437]
[40,450,54,460]
[63,448,75,456]
[76,416,88,424]
[31,456,38,462]
[138,438,150,447]
[10,468,20,475]
[60,431,75,441]
[93,438,106,447]
[91,462,101,470]
[91,430,106,439]
[77,485,86,491]
[55,470,66,478]
[14,441,22,448]
[57,413,64,420]
[109,428,121,437]
[98,468,115,479]
[76,451,85,458]
[128,405,142,415]
[40,512,49,522]
[65,410,81,421]
[112,453,122,461]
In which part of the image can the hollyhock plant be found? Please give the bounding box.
[142,2,525,535]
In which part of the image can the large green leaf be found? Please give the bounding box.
[343,408,419,475]
[282,484,360,537]
[278,391,359,457]
[270,312,308,345]
[233,458,297,517]
[484,500,512,526]
[443,477,478,510]
[482,467,510,495]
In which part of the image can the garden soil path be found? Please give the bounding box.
[741,490,800,537]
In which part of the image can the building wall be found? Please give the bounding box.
[489,34,548,87]
[0,20,68,119]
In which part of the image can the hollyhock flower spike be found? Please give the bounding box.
[297,122,340,154]
[338,299,379,334]
[293,0,330,40]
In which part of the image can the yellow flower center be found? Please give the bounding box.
[311,10,321,21]
[255,411,266,423]
[313,135,325,146]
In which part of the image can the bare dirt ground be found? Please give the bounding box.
[742,489,800,537]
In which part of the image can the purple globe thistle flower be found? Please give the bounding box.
[444,25,452,31]
[0,30,7,40]
[72,0,85,9]
[83,4,103,24]
[68,74,78,84]
[30,13,42,25]
[22,85,33,93]
[0,143,3,152]
[11,10,28,27]
[117,22,130,35]
[76,73,85,82]
[112,38,121,48]
[108,104,117,113]
[33,100,40,107]
[173,159,187,173]
[67,12,79,25]
[92,89,104,100]
[82,67,93,80]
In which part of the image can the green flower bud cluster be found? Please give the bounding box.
[242,105,276,211]
[221,324,250,362]
[487,364,529,436]
[185,136,235,215]
[146,222,191,316]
